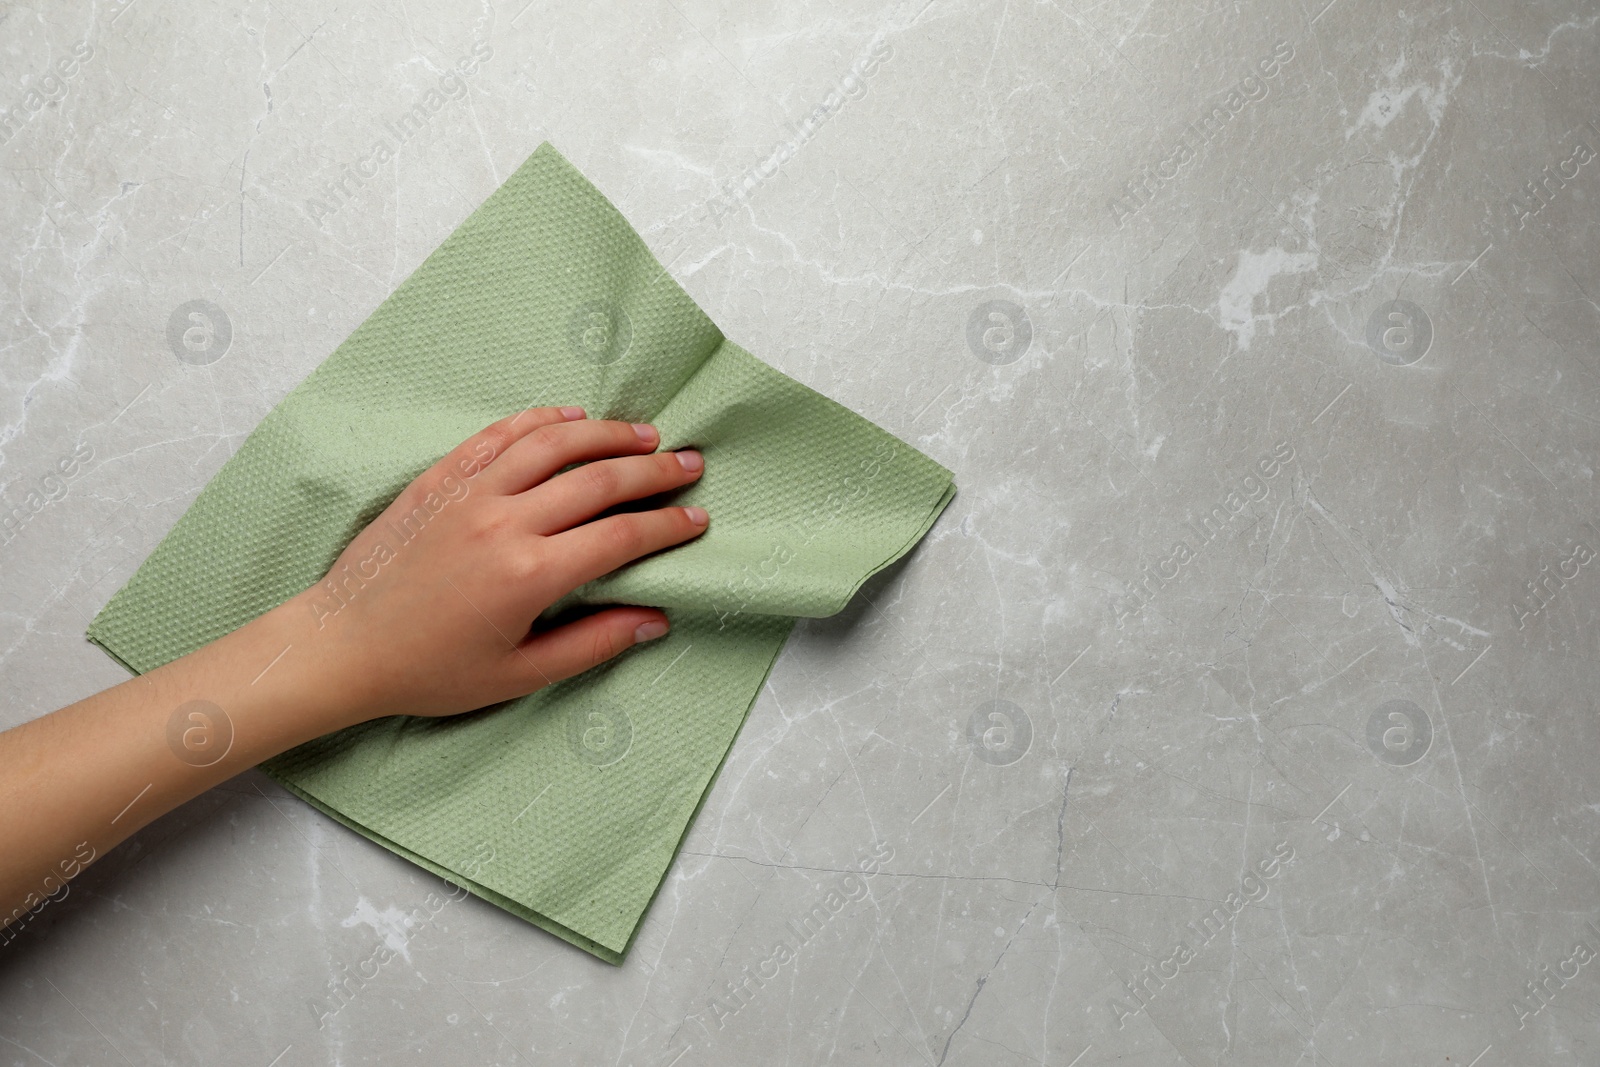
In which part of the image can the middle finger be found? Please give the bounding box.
[524,450,704,535]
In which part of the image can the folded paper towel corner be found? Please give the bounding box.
[86,141,955,964]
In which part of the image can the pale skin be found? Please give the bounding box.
[0,406,707,930]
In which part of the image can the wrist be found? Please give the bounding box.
[160,590,376,774]
[248,588,383,736]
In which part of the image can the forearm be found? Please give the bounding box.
[0,589,356,927]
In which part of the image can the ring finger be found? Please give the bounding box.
[524,449,704,535]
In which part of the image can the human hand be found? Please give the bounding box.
[1,405,711,923]
[285,405,706,726]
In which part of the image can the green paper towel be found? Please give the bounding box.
[86,142,955,963]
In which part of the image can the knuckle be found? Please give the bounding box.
[483,421,513,452]
[591,627,619,663]
[508,553,543,585]
[526,423,555,452]
[528,422,572,462]
[605,514,645,554]
[477,423,512,459]
[455,426,506,477]
[581,461,619,498]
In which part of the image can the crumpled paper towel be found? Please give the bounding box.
[87,142,955,963]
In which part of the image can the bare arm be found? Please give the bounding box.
[0,406,707,927]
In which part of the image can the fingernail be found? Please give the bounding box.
[676,450,703,473]
[684,506,709,526]
[634,619,669,643]
[560,406,585,420]
[633,423,658,445]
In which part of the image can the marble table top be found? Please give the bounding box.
[2,0,1597,1063]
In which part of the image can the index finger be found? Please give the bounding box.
[430,406,587,484]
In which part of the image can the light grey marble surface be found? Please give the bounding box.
[2,0,1598,1063]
